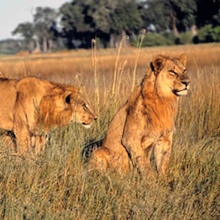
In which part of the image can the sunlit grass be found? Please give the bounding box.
[0,43,219,219]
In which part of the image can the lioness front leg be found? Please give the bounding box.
[154,131,173,176]
[122,114,151,174]
[14,122,31,155]
[32,135,46,155]
[122,136,152,175]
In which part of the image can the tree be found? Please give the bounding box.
[139,0,170,33]
[167,0,197,34]
[33,7,58,52]
[60,1,89,48]
[59,0,143,48]
[59,0,117,48]
[196,0,220,28]
[141,0,197,35]
[12,22,35,51]
[109,0,143,47]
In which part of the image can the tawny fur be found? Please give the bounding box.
[89,54,190,176]
[0,76,96,155]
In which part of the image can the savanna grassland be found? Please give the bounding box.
[0,43,219,219]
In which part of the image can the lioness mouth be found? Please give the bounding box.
[173,89,188,96]
[82,123,92,129]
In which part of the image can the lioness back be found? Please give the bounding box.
[0,78,17,130]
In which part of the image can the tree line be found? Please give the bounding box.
[9,0,220,53]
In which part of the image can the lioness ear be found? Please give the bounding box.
[64,91,75,104]
[64,90,80,104]
[179,53,187,66]
[65,94,71,104]
[151,55,166,75]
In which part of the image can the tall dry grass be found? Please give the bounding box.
[0,43,219,219]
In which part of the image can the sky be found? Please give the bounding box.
[0,0,69,40]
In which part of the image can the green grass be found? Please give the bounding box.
[0,44,219,219]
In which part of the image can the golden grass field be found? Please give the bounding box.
[0,43,219,219]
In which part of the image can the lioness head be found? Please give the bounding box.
[151,54,190,97]
[66,91,97,129]
[39,90,97,129]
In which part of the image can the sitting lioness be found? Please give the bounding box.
[88,54,190,176]
[0,77,96,155]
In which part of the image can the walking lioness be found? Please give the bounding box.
[88,54,190,176]
[0,77,96,155]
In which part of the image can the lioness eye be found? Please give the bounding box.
[83,104,88,110]
[169,70,177,75]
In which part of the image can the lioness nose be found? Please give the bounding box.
[94,116,97,121]
[182,80,190,87]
